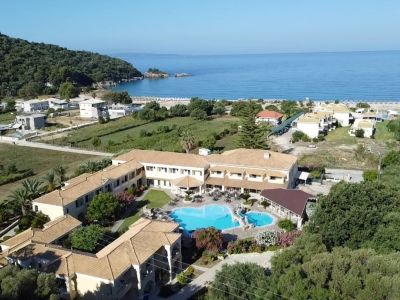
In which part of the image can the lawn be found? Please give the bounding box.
[325,127,357,145]
[118,189,172,232]
[44,115,239,153]
[375,121,395,142]
[0,144,98,202]
[0,112,16,124]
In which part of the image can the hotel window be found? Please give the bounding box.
[76,198,84,208]
[249,174,258,179]
[213,171,222,175]
[182,169,191,175]
[115,179,120,187]
[85,195,89,203]
[169,168,178,174]
[130,172,135,179]
[146,166,155,171]
[34,205,38,212]
[124,175,128,182]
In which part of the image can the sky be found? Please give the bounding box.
[1,0,400,55]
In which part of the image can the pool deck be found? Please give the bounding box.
[160,189,282,240]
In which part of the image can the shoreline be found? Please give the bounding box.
[129,95,400,110]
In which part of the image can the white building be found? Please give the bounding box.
[256,110,284,125]
[48,98,69,110]
[19,99,49,113]
[348,119,375,138]
[15,114,46,130]
[79,99,108,119]
[295,112,335,138]
[313,103,352,126]
[108,103,137,119]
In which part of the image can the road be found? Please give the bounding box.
[164,252,275,300]
[0,139,113,157]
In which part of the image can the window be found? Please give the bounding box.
[146,166,155,171]
[169,168,178,174]
[249,174,258,179]
[85,195,89,203]
[75,198,84,208]
[115,179,120,187]
[34,205,38,212]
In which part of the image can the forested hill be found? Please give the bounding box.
[0,33,142,97]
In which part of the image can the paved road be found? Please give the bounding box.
[164,252,275,300]
[0,139,113,157]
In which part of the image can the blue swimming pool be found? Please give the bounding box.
[170,204,274,232]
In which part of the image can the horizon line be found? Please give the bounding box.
[108,49,400,57]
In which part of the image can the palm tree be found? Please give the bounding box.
[21,178,44,200]
[8,188,30,216]
[43,171,56,192]
[54,165,68,184]
[179,129,196,153]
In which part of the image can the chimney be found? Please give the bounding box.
[264,151,270,159]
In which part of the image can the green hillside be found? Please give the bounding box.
[0,33,142,97]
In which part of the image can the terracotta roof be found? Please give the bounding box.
[260,188,314,216]
[1,215,81,250]
[256,110,284,119]
[171,176,203,188]
[206,176,287,190]
[114,149,210,168]
[33,161,143,206]
[5,218,181,281]
[207,149,297,170]
[354,119,375,129]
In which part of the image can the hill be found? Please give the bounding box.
[0,33,142,98]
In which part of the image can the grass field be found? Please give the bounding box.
[44,115,239,153]
[0,144,98,202]
[119,189,171,232]
[0,112,16,124]
[375,121,395,142]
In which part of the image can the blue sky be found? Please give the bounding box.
[1,0,400,55]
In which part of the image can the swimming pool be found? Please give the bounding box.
[170,204,274,232]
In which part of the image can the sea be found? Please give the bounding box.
[112,51,400,101]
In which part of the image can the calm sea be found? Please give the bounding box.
[112,51,400,101]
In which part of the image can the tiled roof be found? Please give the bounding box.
[114,149,210,168]
[207,149,297,170]
[171,176,203,188]
[256,110,284,119]
[5,218,181,281]
[1,215,81,250]
[260,188,314,216]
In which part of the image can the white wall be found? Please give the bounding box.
[32,202,65,220]
[296,123,320,138]
[75,273,113,297]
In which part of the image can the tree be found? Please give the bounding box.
[190,108,208,120]
[187,97,213,116]
[169,104,188,117]
[238,103,267,149]
[43,171,56,192]
[192,227,223,253]
[71,224,105,252]
[382,150,400,169]
[355,128,364,138]
[86,193,120,225]
[207,263,269,300]
[102,91,131,104]
[54,165,68,184]
[58,82,79,99]
[367,212,400,253]
[18,81,43,98]
[230,101,262,117]
[356,102,370,108]
[201,135,216,150]
[280,100,302,116]
[31,212,50,229]
[8,188,30,216]
[179,129,196,153]
[116,191,136,206]
[36,273,59,299]
[212,101,225,115]
[307,181,400,251]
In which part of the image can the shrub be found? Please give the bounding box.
[260,200,270,208]
[277,231,301,247]
[317,134,325,141]
[31,212,50,229]
[227,238,264,254]
[116,191,136,206]
[355,129,365,138]
[292,131,309,143]
[71,224,105,252]
[86,192,120,225]
[278,219,296,231]
[176,272,189,285]
[193,227,223,253]
[255,231,278,247]
[363,169,378,182]
[200,250,218,265]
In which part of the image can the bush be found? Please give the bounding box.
[277,231,302,247]
[260,200,270,208]
[355,129,365,138]
[71,224,105,252]
[278,219,296,231]
[200,250,218,265]
[292,131,308,143]
[192,227,223,253]
[363,169,378,182]
[227,238,264,254]
[31,212,50,229]
[255,231,278,247]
